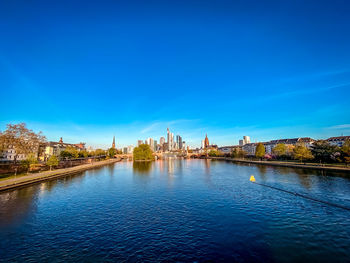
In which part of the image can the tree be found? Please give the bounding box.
[107,148,117,158]
[60,150,72,159]
[78,150,89,158]
[21,153,38,173]
[0,123,46,163]
[311,140,339,163]
[46,155,59,170]
[293,144,313,162]
[231,148,246,158]
[60,146,79,159]
[133,144,154,161]
[208,150,218,157]
[66,146,79,159]
[255,143,265,160]
[272,144,287,158]
[342,139,350,166]
[94,149,106,157]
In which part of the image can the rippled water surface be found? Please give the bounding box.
[1,159,350,262]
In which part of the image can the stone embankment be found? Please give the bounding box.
[0,158,121,193]
[209,157,350,173]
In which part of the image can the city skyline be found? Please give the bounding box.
[1,1,350,148]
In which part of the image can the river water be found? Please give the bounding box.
[0,159,350,262]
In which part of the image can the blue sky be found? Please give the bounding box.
[1,0,350,148]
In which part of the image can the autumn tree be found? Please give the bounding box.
[311,140,340,163]
[0,123,46,163]
[46,155,59,170]
[78,150,89,158]
[293,144,313,162]
[231,148,246,158]
[272,143,287,158]
[133,144,154,161]
[107,148,117,158]
[208,150,218,157]
[21,153,38,173]
[255,143,265,160]
[342,139,350,166]
[94,149,106,157]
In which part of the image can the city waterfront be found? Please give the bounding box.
[1,159,350,262]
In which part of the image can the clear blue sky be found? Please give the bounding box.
[1,0,350,149]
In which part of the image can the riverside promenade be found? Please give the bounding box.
[210,157,350,173]
[0,158,121,193]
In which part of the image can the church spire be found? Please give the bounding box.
[112,136,116,149]
[204,134,209,148]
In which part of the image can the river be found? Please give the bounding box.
[0,159,350,262]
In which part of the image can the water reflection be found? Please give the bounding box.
[133,161,153,175]
[1,159,350,263]
[256,165,267,181]
[0,187,39,228]
[204,159,211,175]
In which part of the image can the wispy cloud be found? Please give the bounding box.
[279,68,350,84]
[327,124,350,130]
[258,82,350,103]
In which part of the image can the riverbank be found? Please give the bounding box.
[0,158,121,193]
[209,157,350,173]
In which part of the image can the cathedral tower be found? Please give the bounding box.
[112,136,116,149]
[204,134,209,148]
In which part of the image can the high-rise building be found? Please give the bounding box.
[137,140,143,146]
[160,137,165,146]
[239,136,251,146]
[176,135,183,150]
[163,142,169,152]
[127,145,134,154]
[167,128,174,151]
[112,136,116,149]
[123,147,128,154]
[167,128,170,150]
[154,140,157,152]
[201,140,205,149]
[146,138,154,150]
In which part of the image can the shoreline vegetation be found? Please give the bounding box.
[133,144,154,161]
[0,158,121,193]
[209,156,350,173]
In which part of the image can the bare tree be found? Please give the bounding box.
[0,123,46,163]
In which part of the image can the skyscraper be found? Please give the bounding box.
[176,135,183,150]
[154,140,157,152]
[160,137,165,146]
[137,140,143,146]
[127,145,134,154]
[167,128,174,151]
[167,128,170,150]
[239,136,251,146]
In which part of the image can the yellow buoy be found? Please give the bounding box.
[250,175,256,182]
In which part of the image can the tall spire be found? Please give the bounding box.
[112,136,116,149]
[204,134,209,148]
